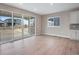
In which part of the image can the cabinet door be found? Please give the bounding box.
[76,30,79,40]
[70,11,78,23]
[77,11,79,23]
[70,30,76,40]
[71,30,79,40]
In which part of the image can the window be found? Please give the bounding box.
[48,16,60,27]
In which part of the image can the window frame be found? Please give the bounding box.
[47,16,60,27]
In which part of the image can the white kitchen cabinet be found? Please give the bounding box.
[70,11,79,23]
[70,11,79,40]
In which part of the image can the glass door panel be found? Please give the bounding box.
[0,10,12,44]
[23,16,35,38]
[23,17,30,38]
[28,16,35,36]
[13,13,22,40]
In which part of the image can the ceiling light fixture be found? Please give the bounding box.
[50,3,53,6]
[19,3,23,5]
[33,8,37,11]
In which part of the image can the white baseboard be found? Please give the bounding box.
[42,33,71,39]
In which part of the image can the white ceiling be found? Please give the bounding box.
[5,3,79,15]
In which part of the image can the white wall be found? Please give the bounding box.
[41,11,79,39]
[0,4,41,35]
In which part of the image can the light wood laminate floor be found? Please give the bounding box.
[0,35,79,55]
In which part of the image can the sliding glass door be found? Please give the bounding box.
[0,10,13,44]
[0,10,35,44]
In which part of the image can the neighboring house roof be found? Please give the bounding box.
[0,19,4,23]
[0,16,28,25]
[5,18,21,24]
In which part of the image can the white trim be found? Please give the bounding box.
[12,11,14,41]
[35,16,37,36]
[22,15,24,39]
[42,33,71,39]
